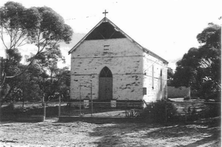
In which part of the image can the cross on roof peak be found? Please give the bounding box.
[102,10,108,17]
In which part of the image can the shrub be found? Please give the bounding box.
[204,103,221,118]
[184,96,191,100]
[137,100,178,123]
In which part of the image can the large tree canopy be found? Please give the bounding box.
[0,1,73,102]
[0,1,73,69]
[173,23,221,101]
[0,2,73,49]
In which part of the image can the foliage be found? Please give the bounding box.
[37,67,70,102]
[1,61,70,104]
[0,1,73,51]
[167,67,174,86]
[17,64,43,102]
[0,1,73,103]
[55,67,70,101]
[138,100,178,123]
[172,23,221,101]
[204,103,221,118]
[1,48,22,102]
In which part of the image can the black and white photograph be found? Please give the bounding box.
[0,0,221,146]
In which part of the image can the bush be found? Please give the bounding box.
[184,96,191,100]
[137,100,178,123]
[204,103,221,118]
[2,103,15,115]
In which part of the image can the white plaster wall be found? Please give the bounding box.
[70,38,168,101]
[70,38,144,100]
[142,53,168,103]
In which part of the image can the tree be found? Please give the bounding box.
[173,23,221,101]
[167,67,174,86]
[1,48,22,102]
[33,43,66,101]
[28,66,70,102]
[55,67,70,101]
[173,48,201,87]
[0,1,73,102]
[18,64,43,103]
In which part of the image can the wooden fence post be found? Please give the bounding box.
[91,82,93,117]
[0,57,3,122]
[58,95,61,117]
[43,96,46,121]
[79,84,82,116]
[165,100,168,123]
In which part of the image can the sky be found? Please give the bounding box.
[0,0,221,71]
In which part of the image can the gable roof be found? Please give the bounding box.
[68,17,168,64]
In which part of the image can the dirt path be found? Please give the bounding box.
[0,118,220,147]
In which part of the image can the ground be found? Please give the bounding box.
[0,117,220,147]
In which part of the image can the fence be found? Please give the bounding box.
[1,97,219,122]
[1,101,45,121]
[59,100,143,118]
[59,98,221,123]
[0,100,67,121]
[166,100,221,122]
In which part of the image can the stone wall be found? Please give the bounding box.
[70,38,143,101]
[70,38,168,102]
[142,53,168,103]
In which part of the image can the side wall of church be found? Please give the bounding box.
[70,38,144,101]
[142,53,168,103]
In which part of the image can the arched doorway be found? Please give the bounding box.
[99,67,113,100]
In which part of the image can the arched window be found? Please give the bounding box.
[99,67,112,77]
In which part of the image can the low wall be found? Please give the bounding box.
[1,115,45,122]
[59,116,142,123]
[67,100,143,109]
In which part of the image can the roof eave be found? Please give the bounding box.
[143,48,168,64]
[68,17,108,54]
[68,17,168,64]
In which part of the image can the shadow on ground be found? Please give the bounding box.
[88,117,220,147]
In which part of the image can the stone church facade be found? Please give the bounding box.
[69,17,168,105]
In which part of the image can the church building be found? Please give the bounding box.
[68,14,168,106]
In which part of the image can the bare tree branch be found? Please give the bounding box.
[17,36,28,47]
[10,28,19,47]
[11,31,26,49]
[0,28,9,50]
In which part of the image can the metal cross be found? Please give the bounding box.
[103,10,108,17]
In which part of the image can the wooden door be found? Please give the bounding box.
[99,67,113,100]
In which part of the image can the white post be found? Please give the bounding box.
[91,82,93,117]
